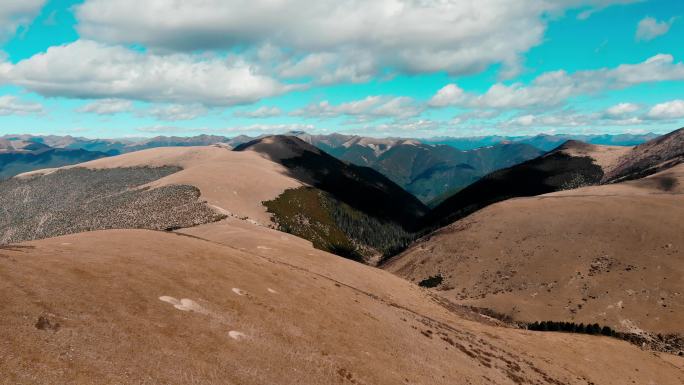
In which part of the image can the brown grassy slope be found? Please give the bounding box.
[604,127,684,183]
[0,221,682,385]
[385,164,684,335]
[17,145,303,226]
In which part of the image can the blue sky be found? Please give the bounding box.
[0,0,682,138]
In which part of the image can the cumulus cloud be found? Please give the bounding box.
[611,54,684,84]
[138,123,316,135]
[368,119,442,135]
[500,99,684,130]
[647,100,684,120]
[430,54,684,110]
[429,84,468,108]
[503,112,588,128]
[501,110,646,129]
[0,95,44,115]
[0,0,45,40]
[3,40,292,106]
[636,16,675,41]
[276,50,378,85]
[603,102,640,118]
[143,104,207,121]
[292,96,421,120]
[73,0,635,81]
[76,99,133,115]
[234,106,283,118]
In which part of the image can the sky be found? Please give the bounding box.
[0,0,682,139]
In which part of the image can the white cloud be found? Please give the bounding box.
[501,110,648,129]
[504,112,588,128]
[453,109,501,124]
[277,50,377,85]
[233,106,283,118]
[292,96,421,120]
[73,0,635,81]
[77,99,133,115]
[137,123,316,135]
[603,102,640,118]
[3,40,292,106]
[499,99,684,130]
[77,99,207,121]
[380,119,440,131]
[636,16,675,41]
[611,54,684,84]
[0,95,44,115]
[576,0,642,20]
[429,54,684,110]
[143,104,207,121]
[647,100,684,120]
[429,84,467,107]
[0,0,45,40]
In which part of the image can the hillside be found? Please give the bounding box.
[603,127,684,183]
[297,133,543,204]
[0,145,304,245]
[385,164,684,337]
[235,136,429,262]
[1,220,682,384]
[426,141,631,228]
[2,140,428,264]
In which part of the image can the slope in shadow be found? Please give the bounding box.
[427,147,603,228]
[236,136,428,228]
[235,136,428,262]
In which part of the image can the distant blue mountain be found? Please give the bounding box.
[423,133,660,151]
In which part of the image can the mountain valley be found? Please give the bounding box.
[1,128,682,384]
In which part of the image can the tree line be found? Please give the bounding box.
[527,321,615,336]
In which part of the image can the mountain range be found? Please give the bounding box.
[427,128,683,228]
[293,132,545,204]
[424,132,661,151]
[1,127,683,384]
[0,138,110,180]
[1,132,546,203]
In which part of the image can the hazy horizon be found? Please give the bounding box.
[0,129,671,141]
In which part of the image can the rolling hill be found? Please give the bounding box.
[1,220,682,384]
[603,127,684,183]
[0,130,682,383]
[235,136,429,263]
[1,138,428,264]
[428,128,683,228]
[426,140,632,228]
[385,129,684,338]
